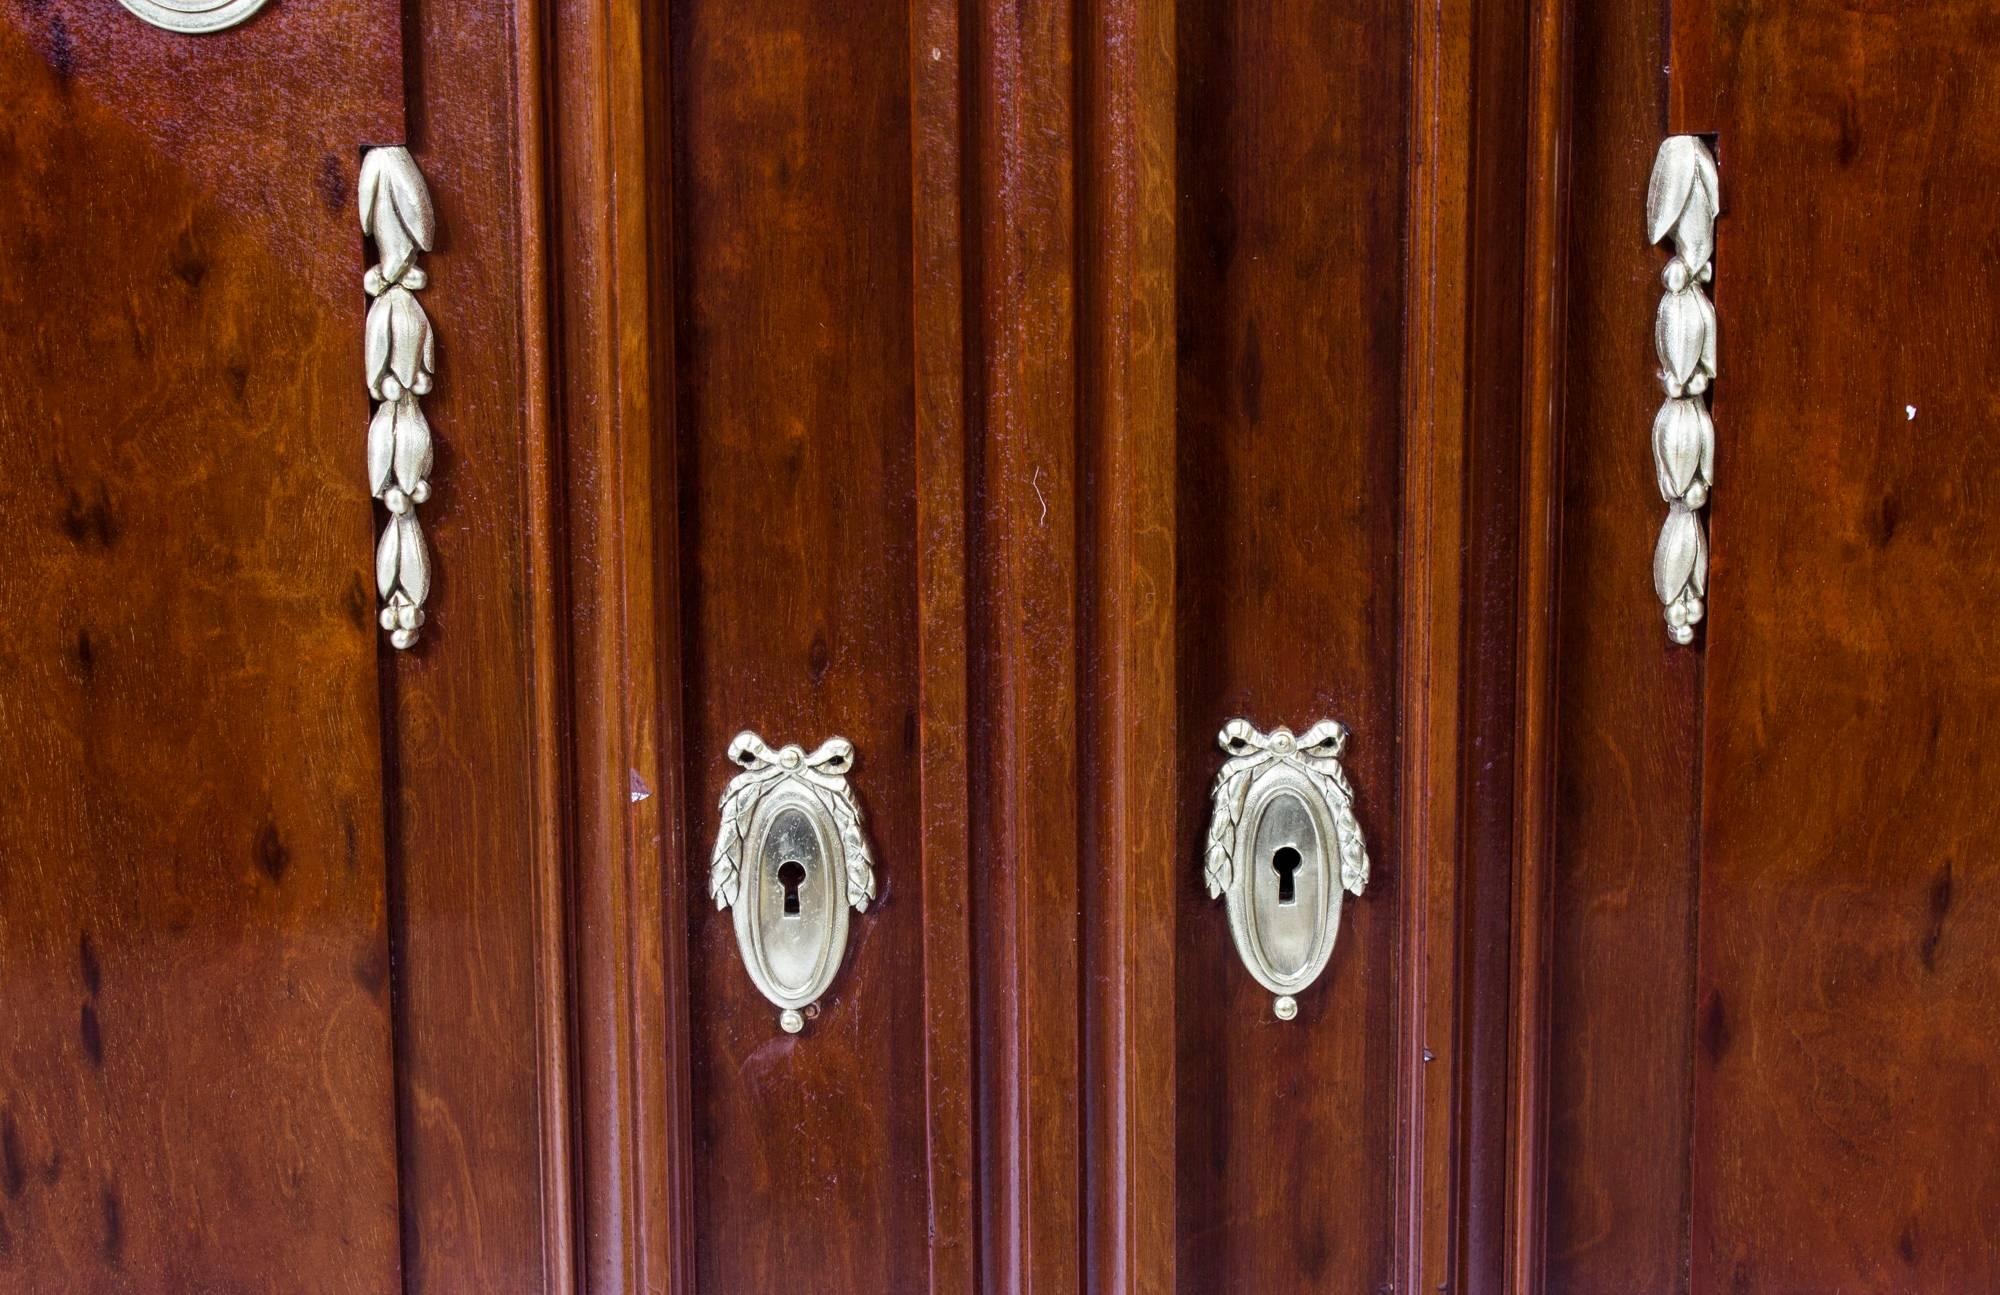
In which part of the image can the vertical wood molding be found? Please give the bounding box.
[1399,0,1474,1287]
[390,0,580,1286]
[1506,0,1573,1288]
[911,0,979,1289]
[1078,0,1178,1292]
[510,2,582,1289]
[966,0,1084,1286]
[541,0,687,1288]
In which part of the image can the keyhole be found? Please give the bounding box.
[1272,845,1302,906]
[779,859,806,917]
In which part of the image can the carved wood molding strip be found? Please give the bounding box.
[360,146,437,650]
[1648,135,1719,644]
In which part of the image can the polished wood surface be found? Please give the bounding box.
[0,3,404,1289]
[388,2,579,1287]
[1173,2,1409,1287]
[1543,2,2000,1290]
[1543,0,1705,1289]
[1687,1,2000,1285]
[1077,0,1178,1289]
[668,2,935,1289]
[9,1,1999,1290]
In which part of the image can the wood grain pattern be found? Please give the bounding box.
[385,2,583,1288]
[1078,1,1178,1291]
[547,0,682,1288]
[1504,0,1571,1288]
[910,0,978,1290]
[1174,2,1408,1288]
[965,0,1084,1287]
[1690,2,2000,1286]
[0,4,404,1289]
[1541,1,1702,1289]
[668,2,934,1288]
[1455,0,1533,1282]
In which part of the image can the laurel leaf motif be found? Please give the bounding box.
[708,777,758,910]
[1203,764,1250,899]
[366,287,436,401]
[1301,760,1369,896]
[375,511,401,601]
[1697,286,1718,379]
[396,514,430,604]
[391,395,434,493]
[831,787,877,912]
[1673,192,1716,277]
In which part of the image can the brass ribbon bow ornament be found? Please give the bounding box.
[708,731,877,913]
[1203,719,1369,900]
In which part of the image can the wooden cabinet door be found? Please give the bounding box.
[1545,1,2000,1289]
[16,2,1998,1292]
[617,2,1501,1292]
[0,4,408,1288]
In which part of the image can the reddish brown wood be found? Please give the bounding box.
[546,0,684,1289]
[0,4,404,1289]
[1397,0,1473,1290]
[1078,0,1178,1291]
[1173,2,1411,1288]
[386,2,582,1288]
[1541,1,1702,1290]
[1454,0,1536,1283]
[1503,0,1572,1288]
[666,2,939,1288]
[1666,0,1718,137]
[909,1,979,1291]
[965,0,1085,1288]
[1688,3,2000,1286]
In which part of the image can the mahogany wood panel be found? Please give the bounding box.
[908,1,978,1292]
[1456,0,1533,1283]
[1503,0,1571,1288]
[1397,1,1476,1287]
[667,2,938,1288]
[1077,0,1179,1290]
[0,3,403,1289]
[387,3,580,1288]
[1541,1,1705,1290]
[964,0,1085,1288]
[546,0,684,1287]
[1687,2,2000,1286]
[1173,2,1408,1287]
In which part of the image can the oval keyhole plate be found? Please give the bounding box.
[708,732,877,1034]
[1204,718,1370,1020]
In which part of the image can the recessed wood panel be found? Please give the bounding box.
[667,2,929,1287]
[1173,2,1408,1287]
[0,5,403,1289]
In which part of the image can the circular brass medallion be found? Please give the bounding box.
[117,0,269,34]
